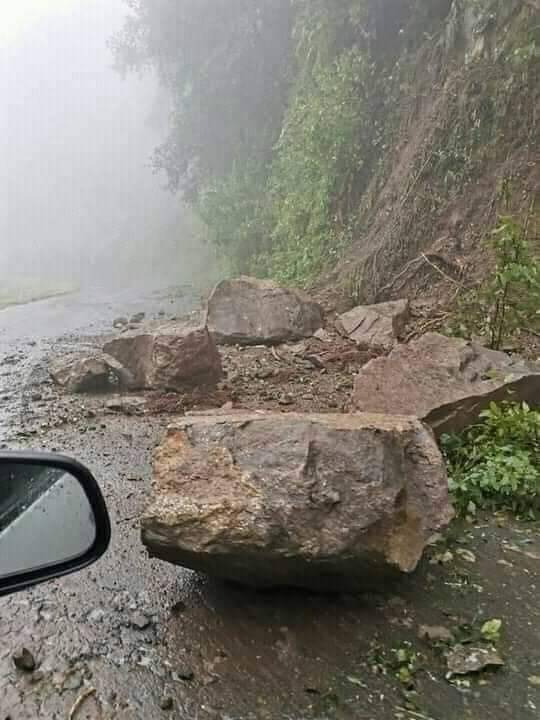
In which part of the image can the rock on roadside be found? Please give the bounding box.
[352,333,540,436]
[50,353,134,394]
[337,299,409,354]
[206,276,324,345]
[104,323,222,392]
[141,412,452,591]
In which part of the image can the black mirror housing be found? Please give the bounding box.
[0,452,111,597]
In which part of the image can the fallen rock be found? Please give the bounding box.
[418,625,454,643]
[50,353,134,394]
[352,333,540,436]
[446,645,504,676]
[141,412,452,591]
[130,611,152,631]
[12,647,36,672]
[206,276,323,345]
[103,323,222,392]
[130,311,146,324]
[160,695,174,711]
[337,299,409,353]
[105,396,146,416]
[113,316,129,328]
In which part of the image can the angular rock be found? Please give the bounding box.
[130,311,146,324]
[113,316,129,328]
[104,323,222,392]
[50,353,134,394]
[352,333,540,436]
[206,276,324,345]
[12,647,36,672]
[446,645,504,676]
[337,299,409,353]
[141,412,452,591]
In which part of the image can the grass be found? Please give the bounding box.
[0,281,76,311]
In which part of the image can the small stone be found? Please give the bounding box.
[446,645,504,676]
[160,695,174,711]
[89,608,105,623]
[278,394,294,406]
[131,312,146,324]
[418,625,454,643]
[174,665,194,682]
[130,612,152,630]
[62,672,83,691]
[113,317,129,328]
[12,647,36,672]
[30,392,42,402]
[170,600,187,615]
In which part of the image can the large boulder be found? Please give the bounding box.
[50,353,134,394]
[337,299,409,353]
[206,276,324,345]
[141,412,452,591]
[103,323,222,392]
[352,333,540,436]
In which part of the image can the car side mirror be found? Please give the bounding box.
[0,452,110,597]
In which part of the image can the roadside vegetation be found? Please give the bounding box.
[445,213,540,350]
[112,0,538,289]
[0,281,76,311]
[441,402,540,518]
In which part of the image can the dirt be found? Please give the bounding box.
[0,288,539,719]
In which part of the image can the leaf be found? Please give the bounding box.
[481,619,502,642]
[346,675,367,688]
[456,548,476,563]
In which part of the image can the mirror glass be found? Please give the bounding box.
[0,463,96,579]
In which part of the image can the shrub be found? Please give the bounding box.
[441,401,540,517]
[446,215,540,348]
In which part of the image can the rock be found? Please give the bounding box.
[12,647,36,672]
[337,299,409,353]
[141,412,452,591]
[103,323,222,392]
[313,328,334,344]
[352,333,540,436]
[105,396,146,416]
[50,353,134,394]
[130,311,146,324]
[113,316,129,328]
[173,664,195,682]
[130,611,152,630]
[30,392,42,402]
[88,608,106,623]
[160,695,174,711]
[446,645,504,675]
[418,625,454,643]
[206,276,323,345]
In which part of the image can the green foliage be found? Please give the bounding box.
[194,161,271,275]
[441,402,540,516]
[446,215,540,348]
[266,48,380,285]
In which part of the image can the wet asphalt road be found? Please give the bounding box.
[0,288,539,720]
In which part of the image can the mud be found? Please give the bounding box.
[0,288,538,719]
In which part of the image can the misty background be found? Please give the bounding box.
[0,0,207,294]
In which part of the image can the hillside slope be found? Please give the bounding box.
[330,0,538,313]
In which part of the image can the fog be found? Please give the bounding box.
[0,0,205,294]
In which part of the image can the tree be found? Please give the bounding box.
[111,0,293,197]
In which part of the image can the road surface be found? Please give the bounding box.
[0,288,538,719]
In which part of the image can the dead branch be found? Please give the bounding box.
[68,687,96,720]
